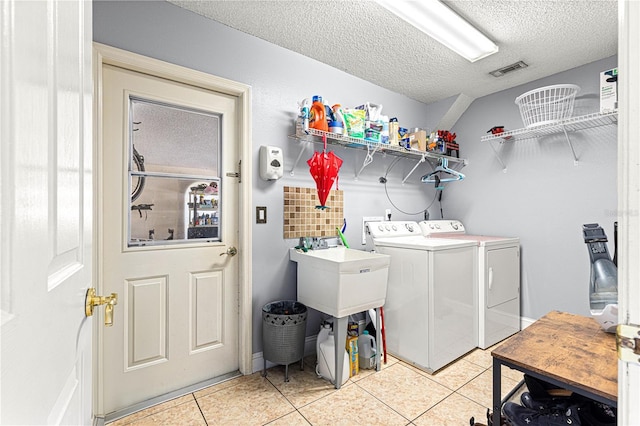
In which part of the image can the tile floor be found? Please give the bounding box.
[107,343,524,426]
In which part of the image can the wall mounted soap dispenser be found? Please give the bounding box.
[259,145,283,180]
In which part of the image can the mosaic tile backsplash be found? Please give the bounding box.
[283,186,344,239]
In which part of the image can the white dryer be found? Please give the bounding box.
[420,220,520,349]
[368,221,477,373]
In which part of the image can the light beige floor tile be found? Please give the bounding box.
[119,399,205,426]
[356,363,453,421]
[265,362,341,408]
[298,382,409,426]
[350,353,400,382]
[193,372,261,399]
[461,348,494,369]
[413,392,488,426]
[457,369,520,409]
[266,410,312,426]
[196,373,295,425]
[107,394,195,426]
[408,359,486,391]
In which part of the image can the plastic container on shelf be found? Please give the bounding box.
[389,118,399,145]
[515,84,580,128]
[328,120,344,135]
[331,104,345,127]
[309,95,328,131]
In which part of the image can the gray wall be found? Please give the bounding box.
[94,1,618,354]
[93,1,449,353]
[447,56,618,321]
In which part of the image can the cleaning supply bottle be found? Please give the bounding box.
[358,330,377,369]
[309,95,328,131]
[316,322,331,358]
[298,98,310,132]
[389,117,399,145]
[316,323,350,385]
[381,115,390,144]
[331,104,345,127]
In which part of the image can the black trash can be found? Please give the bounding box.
[262,300,307,382]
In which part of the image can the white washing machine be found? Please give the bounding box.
[419,220,521,349]
[368,221,477,373]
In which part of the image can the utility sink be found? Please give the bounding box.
[289,247,390,318]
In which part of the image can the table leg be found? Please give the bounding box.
[333,316,348,389]
[493,357,502,426]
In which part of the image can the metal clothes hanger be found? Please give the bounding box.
[421,158,465,185]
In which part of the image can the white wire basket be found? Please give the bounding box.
[515,84,580,128]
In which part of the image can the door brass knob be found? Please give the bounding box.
[85,288,118,327]
[220,246,238,257]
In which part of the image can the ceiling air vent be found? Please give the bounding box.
[490,61,528,77]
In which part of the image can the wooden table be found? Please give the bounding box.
[491,311,617,425]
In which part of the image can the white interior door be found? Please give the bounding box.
[0,0,93,424]
[99,62,241,416]
[618,1,640,423]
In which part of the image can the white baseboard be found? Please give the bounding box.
[252,335,318,374]
[521,316,536,329]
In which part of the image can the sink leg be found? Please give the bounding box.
[334,316,348,389]
[375,307,381,371]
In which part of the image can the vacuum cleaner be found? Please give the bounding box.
[583,223,618,333]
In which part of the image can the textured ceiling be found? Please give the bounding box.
[167,0,618,105]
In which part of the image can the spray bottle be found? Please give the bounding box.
[331,104,345,127]
[298,98,310,132]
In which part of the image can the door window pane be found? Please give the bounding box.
[128,98,222,247]
[130,98,219,174]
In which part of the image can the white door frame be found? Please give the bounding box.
[92,42,253,416]
[617,1,640,424]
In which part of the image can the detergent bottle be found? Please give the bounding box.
[309,95,328,131]
[316,323,350,385]
[358,330,377,369]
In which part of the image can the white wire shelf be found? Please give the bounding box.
[481,111,618,143]
[481,111,618,170]
[288,123,467,180]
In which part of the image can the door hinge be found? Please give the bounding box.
[616,323,640,365]
[226,160,241,182]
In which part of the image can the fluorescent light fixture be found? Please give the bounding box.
[376,0,498,62]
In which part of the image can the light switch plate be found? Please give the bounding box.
[256,206,267,224]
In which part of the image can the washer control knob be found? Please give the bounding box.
[378,224,384,232]
[391,224,397,231]
[406,223,414,233]
[451,222,459,230]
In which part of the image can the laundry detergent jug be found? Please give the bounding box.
[309,95,328,131]
[316,324,349,386]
